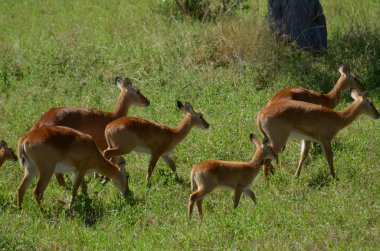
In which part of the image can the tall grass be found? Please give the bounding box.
[193,0,379,91]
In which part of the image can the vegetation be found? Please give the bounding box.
[0,0,379,249]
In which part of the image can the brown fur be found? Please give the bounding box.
[31,77,150,150]
[0,140,18,168]
[263,64,365,177]
[17,126,129,210]
[188,134,276,218]
[257,90,380,179]
[29,77,149,187]
[104,101,209,180]
[267,64,365,108]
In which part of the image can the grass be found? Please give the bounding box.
[0,0,379,249]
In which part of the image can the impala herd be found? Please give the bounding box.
[0,64,378,218]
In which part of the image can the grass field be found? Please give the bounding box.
[0,0,379,249]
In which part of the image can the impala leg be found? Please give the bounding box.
[195,199,203,218]
[71,173,85,209]
[55,173,67,188]
[233,187,243,209]
[188,194,196,218]
[263,159,274,178]
[162,155,178,178]
[321,142,336,179]
[295,140,311,177]
[80,178,88,196]
[243,188,257,206]
[146,154,160,181]
[188,188,210,218]
[34,170,54,211]
[17,168,37,209]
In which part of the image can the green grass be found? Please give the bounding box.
[0,0,379,249]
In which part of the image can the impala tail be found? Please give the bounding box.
[190,170,197,191]
[18,140,26,170]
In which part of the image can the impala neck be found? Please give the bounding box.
[173,113,194,144]
[112,89,131,118]
[98,156,122,180]
[338,98,362,129]
[326,75,346,108]
[248,150,264,169]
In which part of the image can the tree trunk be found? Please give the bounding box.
[268,0,327,52]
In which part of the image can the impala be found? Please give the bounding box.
[267,64,364,107]
[30,77,149,186]
[188,134,276,218]
[17,126,130,210]
[264,64,365,176]
[104,101,209,180]
[0,140,18,167]
[257,90,380,179]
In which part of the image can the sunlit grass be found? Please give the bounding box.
[0,0,379,249]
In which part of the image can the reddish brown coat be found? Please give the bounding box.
[17,126,129,210]
[104,101,209,180]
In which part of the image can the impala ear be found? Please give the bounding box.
[177,101,185,112]
[350,88,361,100]
[115,77,123,90]
[0,140,8,149]
[338,63,350,74]
[249,133,260,148]
[185,102,195,114]
[124,78,132,89]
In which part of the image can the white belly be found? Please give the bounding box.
[55,161,76,173]
[290,131,319,143]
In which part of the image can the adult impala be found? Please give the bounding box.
[267,64,364,107]
[17,126,130,210]
[257,90,380,179]
[264,64,365,176]
[188,134,276,218]
[104,101,209,180]
[0,140,18,168]
[30,77,150,186]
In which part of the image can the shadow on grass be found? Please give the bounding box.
[0,193,16,212]
[155,168,188,188]
[124,191,144,207]
[307,171,332,189]
[65,195,105,227]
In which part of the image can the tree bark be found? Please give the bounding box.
[268,0,327,52]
